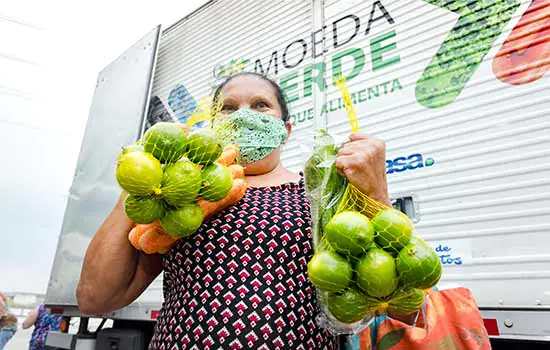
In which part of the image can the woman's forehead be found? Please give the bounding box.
[221,75,276,99]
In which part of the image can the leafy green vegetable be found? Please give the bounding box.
[304,130,347,248]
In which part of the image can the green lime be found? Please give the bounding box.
[116,151,163,196]
[117,144,144,161]
[123,195,165,224]
[409,235,428,247]
[142,122,188,164]
[372,208,413,255]
[307,250,353,293]
[160,203,204,238]
[186,129,223,165]
[388,287,426,314]
[356,248,398,298]
[200,163,233,202]
[325,211,374,256]
[328,287,370,324]
[161,160,202,206]
[396,241,442,289]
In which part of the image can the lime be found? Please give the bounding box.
[142,122,188,164]
[409,235,428,247]
[200,163,233,202]
[117,144,144,160]
[123,195,165,224]
[161,203,204,238]
[396,241,442,289]
[372,208,413,255]
[325,211,374,256]
[307,250,353,293]
[161,160,202,206]
[387,249,399,258]
[116,151,163,196]
[186,129,223,165]
[327,287,370,324]
[388,288,426,314]
[356,248,398,298]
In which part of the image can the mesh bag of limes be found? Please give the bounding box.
[115,99,248,254]
[304,78,442,334]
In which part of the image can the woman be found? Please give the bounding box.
[77,72,390,349]
[22,304,63,350]
[0,293,17,350]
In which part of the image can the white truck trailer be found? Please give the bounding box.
[44,0,550,348]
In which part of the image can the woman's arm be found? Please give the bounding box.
[76,196,163,315]
[22,309,38,330]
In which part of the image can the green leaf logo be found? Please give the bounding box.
[416,0,521,108]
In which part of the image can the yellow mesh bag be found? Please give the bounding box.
[115,95,247,253]
[305,76,441,334]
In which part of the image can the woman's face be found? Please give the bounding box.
[218,75,291,175]
[219,75,283,118]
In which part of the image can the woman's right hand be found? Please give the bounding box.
[335,133,390,205]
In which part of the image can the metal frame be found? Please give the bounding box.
[481,309,550,341]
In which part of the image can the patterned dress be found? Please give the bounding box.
[150,177,336,349]
[29,304,62,350]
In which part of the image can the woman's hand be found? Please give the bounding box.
[335,133,390,206]
[22,309,38,330]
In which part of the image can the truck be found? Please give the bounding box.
[44,0,550,348]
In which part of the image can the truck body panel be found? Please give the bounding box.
[44,26,162,316]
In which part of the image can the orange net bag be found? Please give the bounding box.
[115,96,247,254]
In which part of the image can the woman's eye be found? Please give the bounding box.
[221,105,236,113]
[255,101,269,109]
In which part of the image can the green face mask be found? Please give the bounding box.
[213,108,288,163]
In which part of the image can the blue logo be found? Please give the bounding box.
[386,153,434,174]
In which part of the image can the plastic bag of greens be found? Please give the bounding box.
[304,77,441,335]
[116,97,248,254]
[303,129,347,249]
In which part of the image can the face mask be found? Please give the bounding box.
[213,108,288,163]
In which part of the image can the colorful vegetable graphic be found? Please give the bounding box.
[416,0,521,108]
[493,0,550,85]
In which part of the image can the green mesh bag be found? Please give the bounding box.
[305,77,441,335]
[115,96,242,242]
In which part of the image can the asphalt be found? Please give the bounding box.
[3,327,31,350]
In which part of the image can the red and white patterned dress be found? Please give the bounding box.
[149,177,336,349]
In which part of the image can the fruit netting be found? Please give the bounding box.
[304,77,442,335]
[115,97,248,254]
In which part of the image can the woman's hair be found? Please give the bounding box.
[212,72,290,122]
[0,293,17,327]
[0,313,17,327]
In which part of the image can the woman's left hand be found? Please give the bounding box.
[335,133,391,206]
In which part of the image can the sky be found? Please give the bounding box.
[0,0,209,294]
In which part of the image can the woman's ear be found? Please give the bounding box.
[283,121,292,144]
